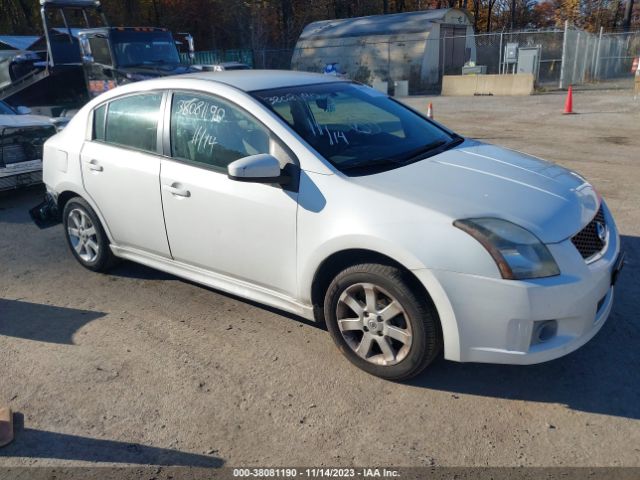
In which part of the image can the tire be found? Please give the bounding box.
[324,263,441,380]
[62,197,116,272]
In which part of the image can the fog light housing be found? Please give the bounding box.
[531,320,558,345]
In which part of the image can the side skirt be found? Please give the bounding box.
[110,245,316,321]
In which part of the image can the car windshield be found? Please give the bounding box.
[252,82,459,174]
[111,30,180,68]
[0,101,16,115]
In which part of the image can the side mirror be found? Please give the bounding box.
[227,154,289,185]
[16,106,31,115]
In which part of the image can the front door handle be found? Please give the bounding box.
[163,183,191,198]
[87,159,103,172]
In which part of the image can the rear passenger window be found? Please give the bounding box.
[93,104,106,141]
[105,93,162,152]
[170,92,270,171]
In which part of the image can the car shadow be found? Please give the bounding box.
[108,260,326,331]
[0,299,106,345]
[109,261,176,281]
[0,413,222,467]
[408,235,640,420]
[0,185,45,224]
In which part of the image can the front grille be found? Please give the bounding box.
[1,125,54,166]
[571,206,606,260]
[0,144,27,164]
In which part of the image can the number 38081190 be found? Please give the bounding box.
[177,98,226,123]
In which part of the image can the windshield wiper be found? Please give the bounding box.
[400,139,448,162]
[340,157,404,172]
[120,62,146,68]
[340,136,465,173]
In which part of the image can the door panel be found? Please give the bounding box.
[160,159,298,295]
[159,90,298,295]
[80,140,170,257]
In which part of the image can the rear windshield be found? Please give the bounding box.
[252,82,457,174]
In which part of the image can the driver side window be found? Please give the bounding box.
[170,92,271,171]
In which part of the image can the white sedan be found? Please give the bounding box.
[39,71,624,380]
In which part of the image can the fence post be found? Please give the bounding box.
[590,28,599,79]
[498,31,503,74]
[582,34,590,83]
[572,31,581,86]
[559,20,569,89]
[441,36,446,82]
[594,27,603,81]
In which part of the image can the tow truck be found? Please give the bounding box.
[0,0,197,116]
[1,0,197,192]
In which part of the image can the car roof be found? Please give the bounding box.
[175,70,345,92]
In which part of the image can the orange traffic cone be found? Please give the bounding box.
[563,85,574,114]
[427,102,434,119]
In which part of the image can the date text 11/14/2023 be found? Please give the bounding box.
[232,468,401,478]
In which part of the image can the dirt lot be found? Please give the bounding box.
[0,88,639,469]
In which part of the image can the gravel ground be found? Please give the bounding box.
[0,88,639,469]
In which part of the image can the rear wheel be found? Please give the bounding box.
[62,197,116,272]
[324,263,441,380]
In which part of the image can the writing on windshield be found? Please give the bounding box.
[253,83,453,174]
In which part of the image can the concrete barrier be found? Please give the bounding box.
[442,74,535,96]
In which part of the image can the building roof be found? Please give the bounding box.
[299,8,470,41]
[0,36,39,50]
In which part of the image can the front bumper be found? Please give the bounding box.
[415,221,623,365]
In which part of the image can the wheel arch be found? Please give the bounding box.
[57,189,81,214]
[55,188,114,242]
[310,249,438,325]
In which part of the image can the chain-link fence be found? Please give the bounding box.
[184,25,640,95]
[597,31,640,81]
[179,49,254,67]
[561,28,640,86]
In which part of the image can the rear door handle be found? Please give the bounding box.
[86,159,103,172]
[162,183,191,198]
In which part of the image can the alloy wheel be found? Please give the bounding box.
[336,282,413,366]
[67,208,100,263]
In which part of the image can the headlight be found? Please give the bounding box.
[454,218,560,280]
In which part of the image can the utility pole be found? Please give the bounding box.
[510,0,516,30]
[623,0,634,32]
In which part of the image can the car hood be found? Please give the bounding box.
[351,140,599,244]
[0,114,53,128]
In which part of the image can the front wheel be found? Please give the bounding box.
[62,197,116,272]
[324,263,441,380]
